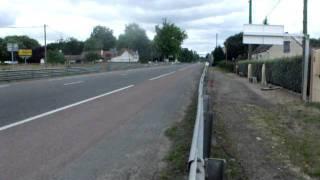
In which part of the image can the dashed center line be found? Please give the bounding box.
[64,81,84,86]
[149,71,176,81]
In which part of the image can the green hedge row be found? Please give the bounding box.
[217,61,234,72]
[237,57,302,93]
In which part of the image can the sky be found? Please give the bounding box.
[0,0,319,55]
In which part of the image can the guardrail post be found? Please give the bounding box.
[204,112,213,159]
[205,158,225,180]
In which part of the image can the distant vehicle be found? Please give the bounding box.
[4,61,18,64]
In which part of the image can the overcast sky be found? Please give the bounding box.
[0,0,319,55]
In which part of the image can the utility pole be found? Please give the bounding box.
[44,24,47,65]
[216,33,218,49]
[248,0,253,60]
[302,0,309,101]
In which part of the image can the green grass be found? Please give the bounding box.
[159,95,197,180]
[248,104,320,178]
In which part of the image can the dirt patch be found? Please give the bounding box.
[208,68,320,180]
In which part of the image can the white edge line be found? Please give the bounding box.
[0,85,134,132]
[149,71,176,81]
[63,81,84,86]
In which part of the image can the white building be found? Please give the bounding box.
[110,49,139,62]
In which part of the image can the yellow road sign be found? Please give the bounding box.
[18,49,32,56]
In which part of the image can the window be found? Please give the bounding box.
[284,41,291,53]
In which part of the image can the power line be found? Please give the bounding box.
[0,26,43,29]
[264,0,282,21]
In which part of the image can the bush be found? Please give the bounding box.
[47,50,65,64]
[85,52,101,62]
[237,57,302,93]
[217,61,234,72]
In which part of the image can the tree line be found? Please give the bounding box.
[0,20,200,64]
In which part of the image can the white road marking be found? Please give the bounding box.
[0,85,134,132]
[0,84,10,88]
[64,81,84,86]
[149,71,176,81]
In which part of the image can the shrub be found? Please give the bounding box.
[217,61,234,72]
[237,57,302,93]
[47,50,65,64]
[85,52,101,62]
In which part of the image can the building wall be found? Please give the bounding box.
[110,51,139,62]
[254,36,302,60]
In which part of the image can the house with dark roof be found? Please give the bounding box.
[252,35,303,60]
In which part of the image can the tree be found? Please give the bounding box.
[4,35,40,49]
[84,26,116,51]
[311,38,320,48]
[47,50,65,64]
[47,38,84,55]
[212,46,225,65]
[153,19,187,60]
[178,48,199,62]
[0,35,40,62]
[85,52,101,62]
[224,33,248,61]
[117,23,152,63]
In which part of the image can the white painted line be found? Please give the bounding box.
[0,85,134,132]
[64,81,84,86]
[0,84,10,88]
[149,71,176,81]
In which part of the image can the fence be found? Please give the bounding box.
[188,63,225,180]
[0,62,171,82]
[0,67,101,82]
[311,49,320,102]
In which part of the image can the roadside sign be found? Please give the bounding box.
[7,43,19,52]
[243,24,284,45]
[18,49,32,56]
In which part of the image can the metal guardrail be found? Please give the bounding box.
[188,63,225,180]
[188,63,208,180]
[0,67,101,82]
[0,62,175,82]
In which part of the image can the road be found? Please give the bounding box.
[0,63,203,180]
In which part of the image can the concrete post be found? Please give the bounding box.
[261,63,267,86]
[248,64,252,80]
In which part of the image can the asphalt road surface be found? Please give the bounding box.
[0,63,203,180]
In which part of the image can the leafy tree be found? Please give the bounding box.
[85,52,101,62]
[47,38,84,55]
[178,48,199,62]
[212,46,225,65]
[153,19,187,60]
[4,35,40,49]
[224,33,248,61]
[47,50,65,64]
[84,26,116,51]
[311,38,320,48]
[0,35,40,62]
[117,23,151,63]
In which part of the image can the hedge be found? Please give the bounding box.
[217,61,234,72]
[237,57,302,93]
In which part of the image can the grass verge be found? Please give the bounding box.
[247,103,320,178]
[159,94,197,180]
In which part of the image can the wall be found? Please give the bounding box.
[254,36,303,60]
[311,49,320,102]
